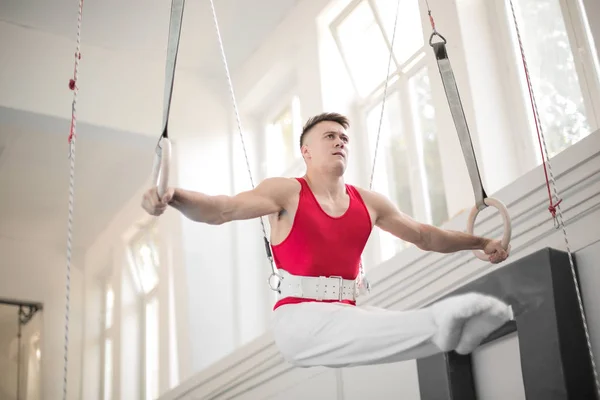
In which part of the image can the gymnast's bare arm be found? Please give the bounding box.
[141,177,297,225]
[358,188,509,264]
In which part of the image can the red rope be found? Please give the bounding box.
[68,51,81,144]
[515,28,561,219]
[428,11,436,31]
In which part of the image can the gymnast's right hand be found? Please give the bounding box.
[141,187,175,216]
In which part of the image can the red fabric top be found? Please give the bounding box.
[272,177,372,310]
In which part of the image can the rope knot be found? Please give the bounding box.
[68,79,76,90]
[548,199,562,218]
[428,12,436,31]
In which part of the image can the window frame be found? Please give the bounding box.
[331,0,448,262]
[125,222,161,400]
[557,0,600,127]
[329,0,428,100]
[262,92,304,177]
[488,0,600,162]
[100,279,114,400]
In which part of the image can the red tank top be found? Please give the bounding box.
[272,177,372,310]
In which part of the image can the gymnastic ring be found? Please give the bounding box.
[267,272,283,292]
[152,136,171,199]
[466,197,512,261]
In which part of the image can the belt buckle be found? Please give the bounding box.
[329,276,343,301]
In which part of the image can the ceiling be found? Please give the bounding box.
[0,0,301,74]
[0,106,156,254]
[0,0,303,268]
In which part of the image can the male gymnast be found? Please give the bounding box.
[141,112,513,368]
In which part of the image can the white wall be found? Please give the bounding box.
[81,168,194,400]
[0,21,203,137]
[0,237,84,400]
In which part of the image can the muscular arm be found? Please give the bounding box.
[168,177,295,225]
[362,189,488,253]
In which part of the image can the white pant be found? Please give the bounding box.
[271,292,513,368]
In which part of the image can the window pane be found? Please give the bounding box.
[409,67,448,226]
[510,0,592,157]
[105,284,114,330]
[367,94,413,261]
[373,0,424,64]
[130,226,160,294]
[145,296,159,400]
[104,338,112,400]
[336,1,393,96]
[266,96,302,176]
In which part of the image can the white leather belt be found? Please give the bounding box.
[277,269,357,302]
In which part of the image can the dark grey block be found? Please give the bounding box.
[417,247,597,400]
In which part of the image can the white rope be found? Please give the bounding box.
[207,0,277,279]
[207,0,399,289]
[63,0,84,399]
[508,0,600,396]
[369,0,402,191]
[360,0,402,287]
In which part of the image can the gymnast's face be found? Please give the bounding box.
[301,121,349,175]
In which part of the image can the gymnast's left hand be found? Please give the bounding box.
[141,186,175,216]
[483,239,509,264]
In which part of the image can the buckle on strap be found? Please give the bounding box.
[315,275,344,301]
[329,276,344,301]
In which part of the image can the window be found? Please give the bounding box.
[102,283,114,400]
[145,296,159,400]
[103,338,113,400]
[127,223,161,400]
[333,0,448,261]
[129,229,160,294]
[332,0,426,96]
[265,95,303,176]
[410,68,448,227]
[105,284,114,330]
[504,0,600,159]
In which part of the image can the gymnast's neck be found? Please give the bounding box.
[303,169,346,200]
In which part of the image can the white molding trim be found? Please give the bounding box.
[160,130,600,400]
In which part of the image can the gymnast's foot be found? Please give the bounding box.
[455,299,513,354]
[430,293,512,354]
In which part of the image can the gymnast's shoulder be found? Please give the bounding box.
[255,176,301,195]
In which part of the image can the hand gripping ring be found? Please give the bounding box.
[152,137,171,199]
[466,197,512,261]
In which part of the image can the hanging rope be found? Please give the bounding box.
[207,0,402,294]
[508,1,563,221]
[368,0,402,191]
[355,0,402,294]
[507,0,600,395]
[207,0,280,290]
[63,0,84,399]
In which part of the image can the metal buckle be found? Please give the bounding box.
[329,276,343,301]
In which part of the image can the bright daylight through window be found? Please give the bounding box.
[507,0,600,159]
[333,0,447,262]
[127,223,161,400]
[266,95,303,176]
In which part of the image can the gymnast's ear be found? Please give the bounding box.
[301,144,311,160]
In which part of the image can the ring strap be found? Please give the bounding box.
[430,39,488,211]
[161,0,185,140]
